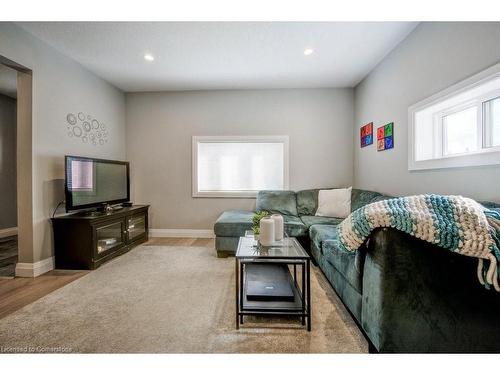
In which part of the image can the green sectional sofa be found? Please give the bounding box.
[214,188,500,353]
[214,189,386,257]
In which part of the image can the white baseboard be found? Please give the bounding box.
[149,229,215,238]
[0,227,18,238]
[15,257,55,278]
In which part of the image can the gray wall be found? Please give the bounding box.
[126,89,354,230]
[0,23,126,263]
[0,94,16,229]
[354,22,500,202]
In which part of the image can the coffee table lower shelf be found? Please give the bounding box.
[236,260,311,331]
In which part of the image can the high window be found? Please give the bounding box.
[409,63,500,170]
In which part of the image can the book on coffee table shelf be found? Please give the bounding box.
[245,263,295,302]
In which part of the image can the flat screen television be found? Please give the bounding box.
[65,155,130,212]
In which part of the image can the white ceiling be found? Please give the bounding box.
[17,22,418,92]
[0,64,17,98]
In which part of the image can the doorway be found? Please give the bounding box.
[0,55,33,278]
[0,63,17,277]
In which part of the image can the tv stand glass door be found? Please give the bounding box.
[127,213,147,241]
[95,221,126,255]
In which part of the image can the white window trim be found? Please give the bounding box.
[408,61,500,171]
[192,135,290,198]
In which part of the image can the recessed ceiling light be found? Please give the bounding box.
[303,48,314,56]
[144,53,155,62]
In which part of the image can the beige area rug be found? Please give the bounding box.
[0,246,367,353]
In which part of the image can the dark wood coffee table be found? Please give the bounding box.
[235,233,311,331]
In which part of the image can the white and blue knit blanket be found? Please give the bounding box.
[337,194,500,291]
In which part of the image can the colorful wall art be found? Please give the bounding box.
[360,122,373,147]
[377,122,394,151]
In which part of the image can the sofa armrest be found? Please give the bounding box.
[362,228,500,353]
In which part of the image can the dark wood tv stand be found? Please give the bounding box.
[52,205,149,270]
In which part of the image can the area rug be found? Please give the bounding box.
[0,245,367,353]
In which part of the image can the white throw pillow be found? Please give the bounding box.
[315,187,352,218]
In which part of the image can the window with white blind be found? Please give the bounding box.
[409,62,500,170]
[192,136,289,197]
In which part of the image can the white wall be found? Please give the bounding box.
[0,94,17,229]
[126,89,353,230]
[0,22,126,263]
[354,22,500,202]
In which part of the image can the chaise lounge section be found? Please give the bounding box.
[214,190,310,257]
[214,188,500,352]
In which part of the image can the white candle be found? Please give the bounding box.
[259,217,275,246]
[271,214,284,241]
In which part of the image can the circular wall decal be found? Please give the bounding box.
[67,112,111,146]
[72,126,83,138]
[83,121,91,132]
[66,113,77,125]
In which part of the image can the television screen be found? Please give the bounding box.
[65,156,130,211]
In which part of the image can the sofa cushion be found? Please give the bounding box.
[323,240,365,293]
[351,189,392,212]
[297,189,320,216]
[214,210,254,237]
[298,188,391,216]
[214,210,307,238]
[282,215,308,237]
[351,189,382,212]
[297,187,343,216]
[256,190,298,216]
[300,215,342,228]
[309,224,338,253]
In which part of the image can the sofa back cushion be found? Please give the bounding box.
[350,189,391,212]
[256,190,298,216]
[296,188,334,216]
[297,188,392,216]
[296,189,319,216]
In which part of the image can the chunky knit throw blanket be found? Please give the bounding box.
[337,194,500,291]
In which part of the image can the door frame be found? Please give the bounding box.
[0,55,34,272]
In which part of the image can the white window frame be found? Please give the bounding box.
[482,92,500,148]
[438,100,481,157]
[192,135,290,198]
[408,61,500,171]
